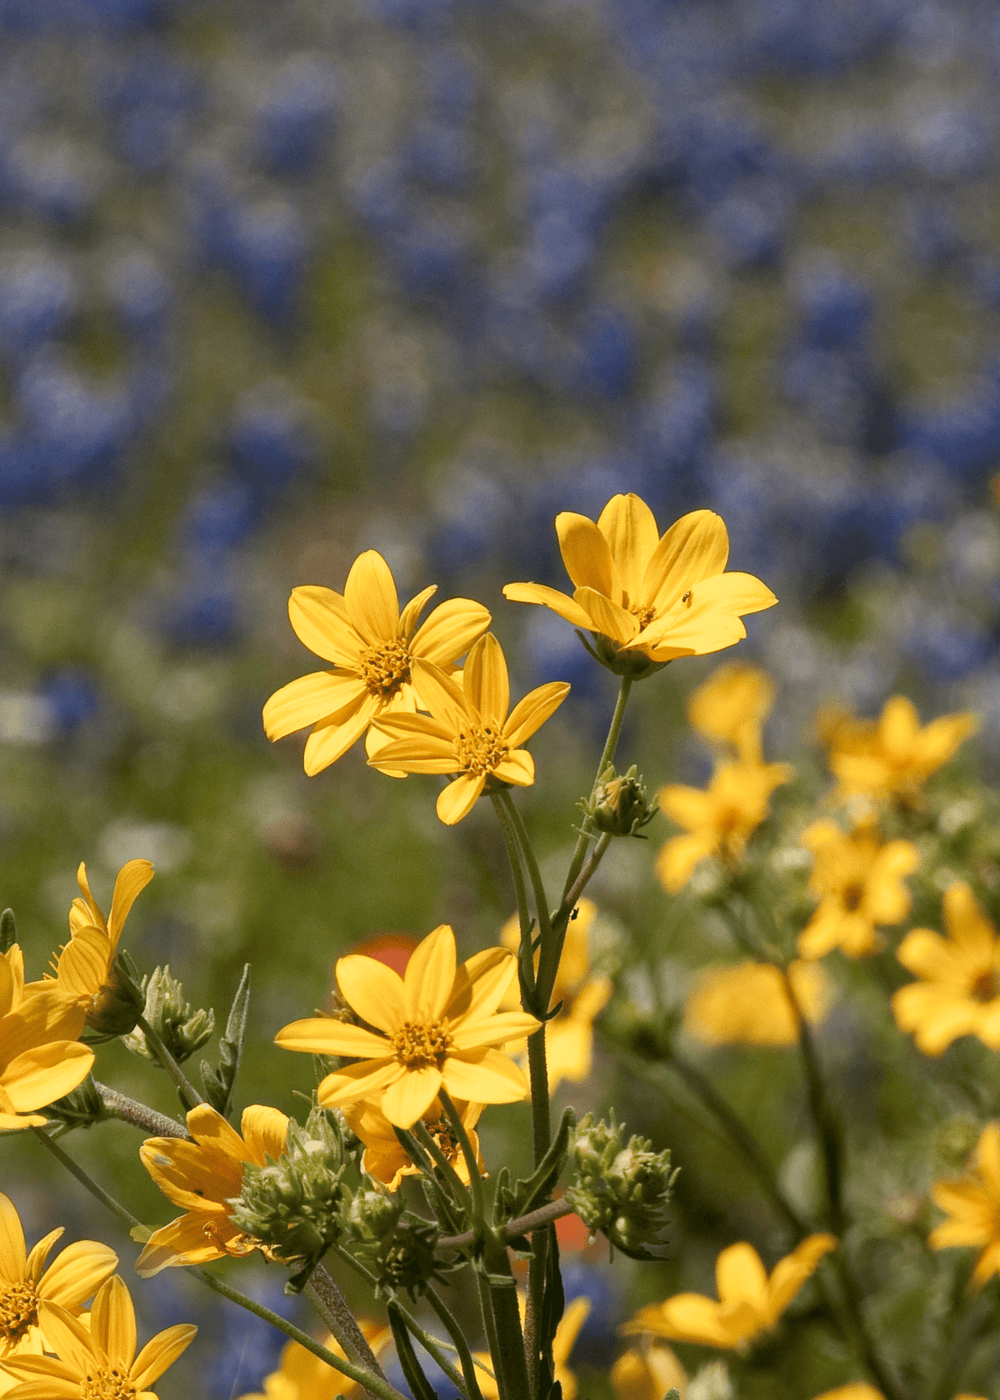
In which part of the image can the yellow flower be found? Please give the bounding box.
[341,1096,485,1190]
[499,900,612,1090]
[0,1193,118,1360]
[475,1296,590,1400]
[683,960,832,1047]
[611,1342,687,1400]
[136,1103,290,1276]
[234,1322,392,1400]
[823,695,978,804]
[620,1235,836,1349]
[45,860,155,1037]
[929,1121,1000,1288]
[367,633,570,825]
[797,818,918,960]
[0,1274,195,1399]
[655,760,792,893]
[503,494,777,675]
[275,923,542,1129]
[687,662,775,765]
[812,1389,885,1400]
[262,550,491,776]
[0,947,94,1131]
[893,883,1000,1056]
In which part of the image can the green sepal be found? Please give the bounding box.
[44,1073,107,1130]
[495,1107,576,1229]
[200,963,250,1118]
[388,1304,439,1400]
[0,909,15,954]
[129,1224,152,1243]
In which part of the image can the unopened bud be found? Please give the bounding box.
[566,1112,677,1260]
[123,966,215,1064]
[586,765,657,838]
[85,953,146,1040]
[589,632,668,681]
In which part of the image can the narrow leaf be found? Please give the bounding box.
[0,909,15,954]
[388,1304,439,1400]
[200,964,251,1118]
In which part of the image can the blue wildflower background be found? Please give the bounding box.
[3,0,1000,1395]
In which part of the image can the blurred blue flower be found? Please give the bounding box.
[38,668,100,734]
[229,389,313,500]
[180,480,260,559]
[16,355,132,492]
[0,254,76,359]
[253,55,338,177]
[559,1261,620,1367]
[159,562,241,648]
[96,46,200,172]
[105,248,173,345]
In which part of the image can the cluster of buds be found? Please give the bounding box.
[566,1113,677,1259]
[582,765,658,839]
[123,965,215,1063]
[230,1109,350,1284]
[342,1188,445,1298]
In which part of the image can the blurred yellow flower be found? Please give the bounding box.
[504,494,777,674]
[499,900,612,1090]
[276,923,540,1129]
[476,1296,590,1400]
[812,1388,884,1400]
[688,662,775,765]
[822,695,978,804]
[797,818,918,960]
[610,1341,687,1400]
[929,1121,1000,1288]
[656,759,792,893]
[136,1103,289,1276]
[368,632,569,825]
[0,1274,195,1400]
[0,946,94,1131]
[0,1192,117,1361]
[893,883,1000,1055]
[234,1322,392,1400]
[263,549,491,775]
[620,1235,836,1349]
[341,1095,485,1190]
[683,959,832,1047]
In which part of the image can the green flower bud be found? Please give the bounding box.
[566,1112,677,1260]
[123,966,215,1064]
[230,1109,349,1279]
[85,952,146,1040]
[348,1185,404,1244]
[587,632,668,681]
[44,1073,107,1129]
[584,764,658,838]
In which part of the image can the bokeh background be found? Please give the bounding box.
[3,0,1000,1394]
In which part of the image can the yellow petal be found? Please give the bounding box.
[89,1274,136,1370]
[335,956,405,1034]
[303,697,379,774]
[574,587,637,644]
[288,586,361,664]
[368,737,460,775]
[596,494,659,602]
[716,1242,768,1306]
[412,598,491,664]
[32,1299,96,1374]
[240,1105,290,1166]
[132,1324,198,1388]
[447,948,517,1022]
[641,509,729,609]
[765,1234,836,1320]
[440,1048,530,1102]
[555,513,617,596]
[3,1042,94,1112]
[380,1067,443,1129]
[502,582,594,630]
[316,1060,403,1110]
[275,1017,392,1058]
[134,1213,226,1276]
[408,659,470,733]
[621,1294,737,1347]
[187,1103,251,1163]
[24,1226,65,1283]
[449,1011,543,1051]
[344,550,399,644]
[462,634,509,727]
[494,751,535,787]
[399,584,438,638]
[437,774,486,824]
[403,925,456,1024]
[36,1239,118,1309]
[0,1193,27,1282]
[262,672,368,741]
[107,860,155,948]
[504,682,570,748]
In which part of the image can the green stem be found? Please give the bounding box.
[499,791,553,989]
[31,1125,145,1234]
[476,1271,507,1400]
[550,832,612,934]
[94,1082,188,1139]
[437,1197,575,1252]
[425,1285,488,1400]
[410,1120,472,1211]
[307,1263,392,1387]
[561,675,632,900]
[194,1269,407,1400]
[137,1013,204,1111]
[478,1238,531,1400]
[490,792,534,959]
[439,1090,486,1226]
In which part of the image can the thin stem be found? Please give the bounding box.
[425,1285,488,1400]
[437,1198,575,1252]
[94,1082,188,1139]
[307,1263,392,1387]
[440,1090,486,1226]
[479,1236,531,1400]
[499,791,553,987]
[476,1272,507,1400]
[561,675,632,900]
[551,832,612,932]
[194,1269,406,1400]
[31,1126,145,1234]
[411,1120,472,1210]
[137,1013,204,1111]
[490,792,534,960]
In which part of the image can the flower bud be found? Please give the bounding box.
[45,1073,107,1129]
[566,1113,677,1260]
[347,1186,404,1244]
[586,764,658,838]
[85,952,146,1040]
[590,632,668,680]
[123,966,215,1064]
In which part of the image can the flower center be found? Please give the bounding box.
[841,882,866,913]
[0,1280,38,1346]
[970,969,1000,1003]
[456,725,508,776]
[391,1021,452,1070]
[357,639,412,700]
[80,1368,136,1400]
[628,602,656,629]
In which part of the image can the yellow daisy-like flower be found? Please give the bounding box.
[44,860,155,1038]
[499,900,612,1090]
[475,1296,590,1400]
[893,883,1000,1055]
[368,632,570,825]
[610,1342,688,1400]
[812,1391,985,1400]
[683,959,832,1047]
[503,494,777,676]
[341,1096,485,1191]
[687,661,775,765]
[655,759,793,893]
[797,817,919,960]
[0,1193,118,1361]
[275,923,541,1129]
[0,947,94,1131]
[822,695,978,804]
[136,1103,290,1276]
[0,1274,195,1399]
[234,1322,392,1400]
[620,1234,836,1350]
[262,549,491,776]
[929,1121,1000,1288]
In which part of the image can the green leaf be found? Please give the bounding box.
[495,1107,576,1227]
[388,1304,439,1400]
[200,964,250,1118]
[0,909,16,955]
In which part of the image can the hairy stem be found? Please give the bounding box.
[137,1013,204,1111]
[307,1263,392,1389]
[94,1082,189,1139]
[561,675,632,900]
[31,1125,145,1234]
